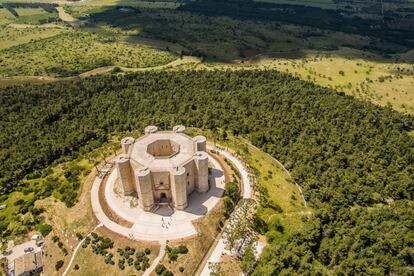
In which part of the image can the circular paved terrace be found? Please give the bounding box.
[91,154,225,241]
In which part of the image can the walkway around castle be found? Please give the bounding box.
[200,145,253,276]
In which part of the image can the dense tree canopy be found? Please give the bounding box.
[0,70,413,273]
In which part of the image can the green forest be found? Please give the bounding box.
[1,70,413,274]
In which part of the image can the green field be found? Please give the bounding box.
[247,48,414,114]
[0,8,15,25]
[0,31,176,76]
[13,7,59,24]
[0,26,65,49]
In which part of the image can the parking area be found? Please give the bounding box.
[4,240,43,274]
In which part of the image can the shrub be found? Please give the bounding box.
[177,245,188,254]
[76,232,83,240]
[179,266,185,272]
[155,264,166,275]
[52,236,59,243]
[223,197,233,214]
[169,252,178,262]
[38,223,53,237]
[55,260,64,271]
[136,251,145,259]
[145,248,151,255]
[74,264,79,270]
[112,67,122,73]
[269,217,284,233]
[225,182,240,203]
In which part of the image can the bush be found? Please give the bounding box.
[223,197,233,214]
[55,260,64,271]
[74,264,79,270]
[225,182,240,203]
[38,223,53,237]
[269,217,284,233]
[155,264,166,275]
[145,248,151,255]
[13,199,25,206]
[52,236,59,243]
[76,232,83,240]
[179,266,185,272]
[112,67,122,74]
[177,245,188,254]
[169,252,178,262]
[136,251,145,259]
[142,261,150,270]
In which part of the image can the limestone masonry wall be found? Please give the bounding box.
[116,125,208,211]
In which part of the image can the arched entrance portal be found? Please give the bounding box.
[159,192,170,203]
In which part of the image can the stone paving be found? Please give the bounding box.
[91,155,225,241]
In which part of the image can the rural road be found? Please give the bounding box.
[200,145,252,276]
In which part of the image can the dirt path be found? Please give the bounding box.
[7,23,66,29]
[143,242,166,276]
[56,6,86,27]
[61,223,103,276]
[77,56,201,78]
[0,56,200,87]
[56,7,77,22]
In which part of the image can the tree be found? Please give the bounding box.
[208,262,224,276]
[240,245,256,274]
[38,224,52,237]
[55,260,64,271]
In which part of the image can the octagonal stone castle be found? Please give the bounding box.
[116,125,209,211]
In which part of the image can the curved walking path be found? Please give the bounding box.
[143,242,166,276]
[200,145,252,276]
[62,223,103,276]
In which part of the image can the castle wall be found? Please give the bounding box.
[194,151,209,193]
[183,161,196,195]
[170,167,187,210]
[193,136,207,152]
[116,155,135,196]
[136,168,154,211]
[121,137,134,154]
[152,172,172,202]
[118,127,210,212]
[147,140,179,157]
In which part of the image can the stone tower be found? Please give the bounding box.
[115,125,209,211]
